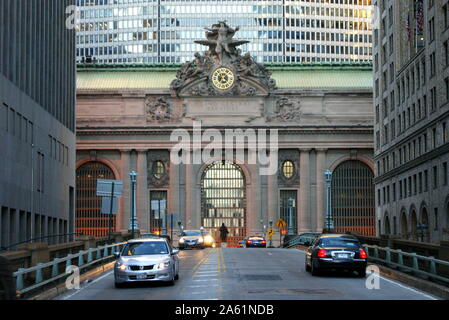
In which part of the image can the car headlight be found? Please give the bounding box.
[116,262,127,271]
[179,238,185,243]
[156,260,170,270]
[198,238,204,243]
[205,235,213,243]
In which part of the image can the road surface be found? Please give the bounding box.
[56,248,437,300]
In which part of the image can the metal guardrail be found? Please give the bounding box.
[363,244,449,285]
[13,242,127,296]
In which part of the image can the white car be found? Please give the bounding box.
[114,238,180,288]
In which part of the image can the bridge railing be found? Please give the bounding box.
[363,244,449,285]
[13,242,126,297]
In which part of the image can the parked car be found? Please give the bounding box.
[178,230,205,250]
[246,236,267,248]
[305,234,367,277]
[200,230,216,248]
[237,240,246,248]
[114,238,179,288]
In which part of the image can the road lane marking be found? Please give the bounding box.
[379,275,438,300]
[268,252,273,256]
[192,278,219,282]
[61,270,113,300]
[186,284,220,288]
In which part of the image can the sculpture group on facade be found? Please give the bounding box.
[170,21,277,96]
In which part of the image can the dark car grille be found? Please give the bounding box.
[129,265,154,271]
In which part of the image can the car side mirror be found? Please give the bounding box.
[172,249,180,255]
[113,252,121,258]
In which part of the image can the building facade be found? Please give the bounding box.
[75,0,373,64]
[75,23,375,246]
[0,0,77,250]
[373,0,449,243]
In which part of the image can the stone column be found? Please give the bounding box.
[185,160,194,229]
[169,161,180,222]
[299,149,311,232]
[315,148,327,233]
[267,172,277,227]
[136,150,148,232]
[120,150,131,232]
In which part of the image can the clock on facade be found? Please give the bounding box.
[211,67,235,90]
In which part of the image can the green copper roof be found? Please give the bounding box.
[76,63,373,91]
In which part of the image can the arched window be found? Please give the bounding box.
[384,215,391,235]
[410,210,418,241]
[331,160,375,236]
[76,162,116,237]
[201,161,246,246]
[401,212,408,238]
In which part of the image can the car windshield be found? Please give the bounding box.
[182,231,201,236]
[122,242,168,256]
[320,238,360,248]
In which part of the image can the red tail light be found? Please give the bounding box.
[317,249,328,258]
[261,240,267,244]
[247,240,252,244]
[359,249,368,259]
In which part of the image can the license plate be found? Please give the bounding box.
[337,254,349,259]
[137,273,148,280]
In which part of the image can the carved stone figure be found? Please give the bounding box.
[195,21,249,64]
[268,98,302,122]
[146,97,172,122]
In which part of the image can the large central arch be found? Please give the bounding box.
[200,161,246,244]
[331,160,375,236]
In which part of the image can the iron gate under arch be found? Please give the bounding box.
[201,161,246,246]
[76,161,116,237]
[331,160,375,236]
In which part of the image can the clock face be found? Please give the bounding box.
[211,67,235,90]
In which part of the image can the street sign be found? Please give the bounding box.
[96,179,123,197]
[275,218,286,229]
[267,229,275,236]
[101,197,118,214]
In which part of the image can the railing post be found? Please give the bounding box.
[51,259,59,278]
[87,249,93,263]
[16,269,24,291]
[429,257,437,275]
[411,253,419,271]
[78,251,85,267]
[66,254,72,270]
[35,264,44,284]
[373,246,379,259]
[96,247,102,259]
[385,247,391,263]
[103,246,108,257]
[397,249,404,266]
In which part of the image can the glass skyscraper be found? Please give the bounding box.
[75,0,373,64]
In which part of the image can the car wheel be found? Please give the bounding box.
[114,282,126,288]
[305,260,311,272]
[175,273,179,280]
[357,268,366,278]
[167,268,176,286]
[311,262,320,276]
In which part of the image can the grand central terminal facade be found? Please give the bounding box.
[75,23,375,246]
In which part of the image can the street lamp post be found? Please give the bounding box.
[287,197,295,235]
[325,170,334,232]
[268,220,274,248]
[129,171,138,239]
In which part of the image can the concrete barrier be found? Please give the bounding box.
[0,257,16,300]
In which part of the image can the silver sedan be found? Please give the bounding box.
[114,238,180,288]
